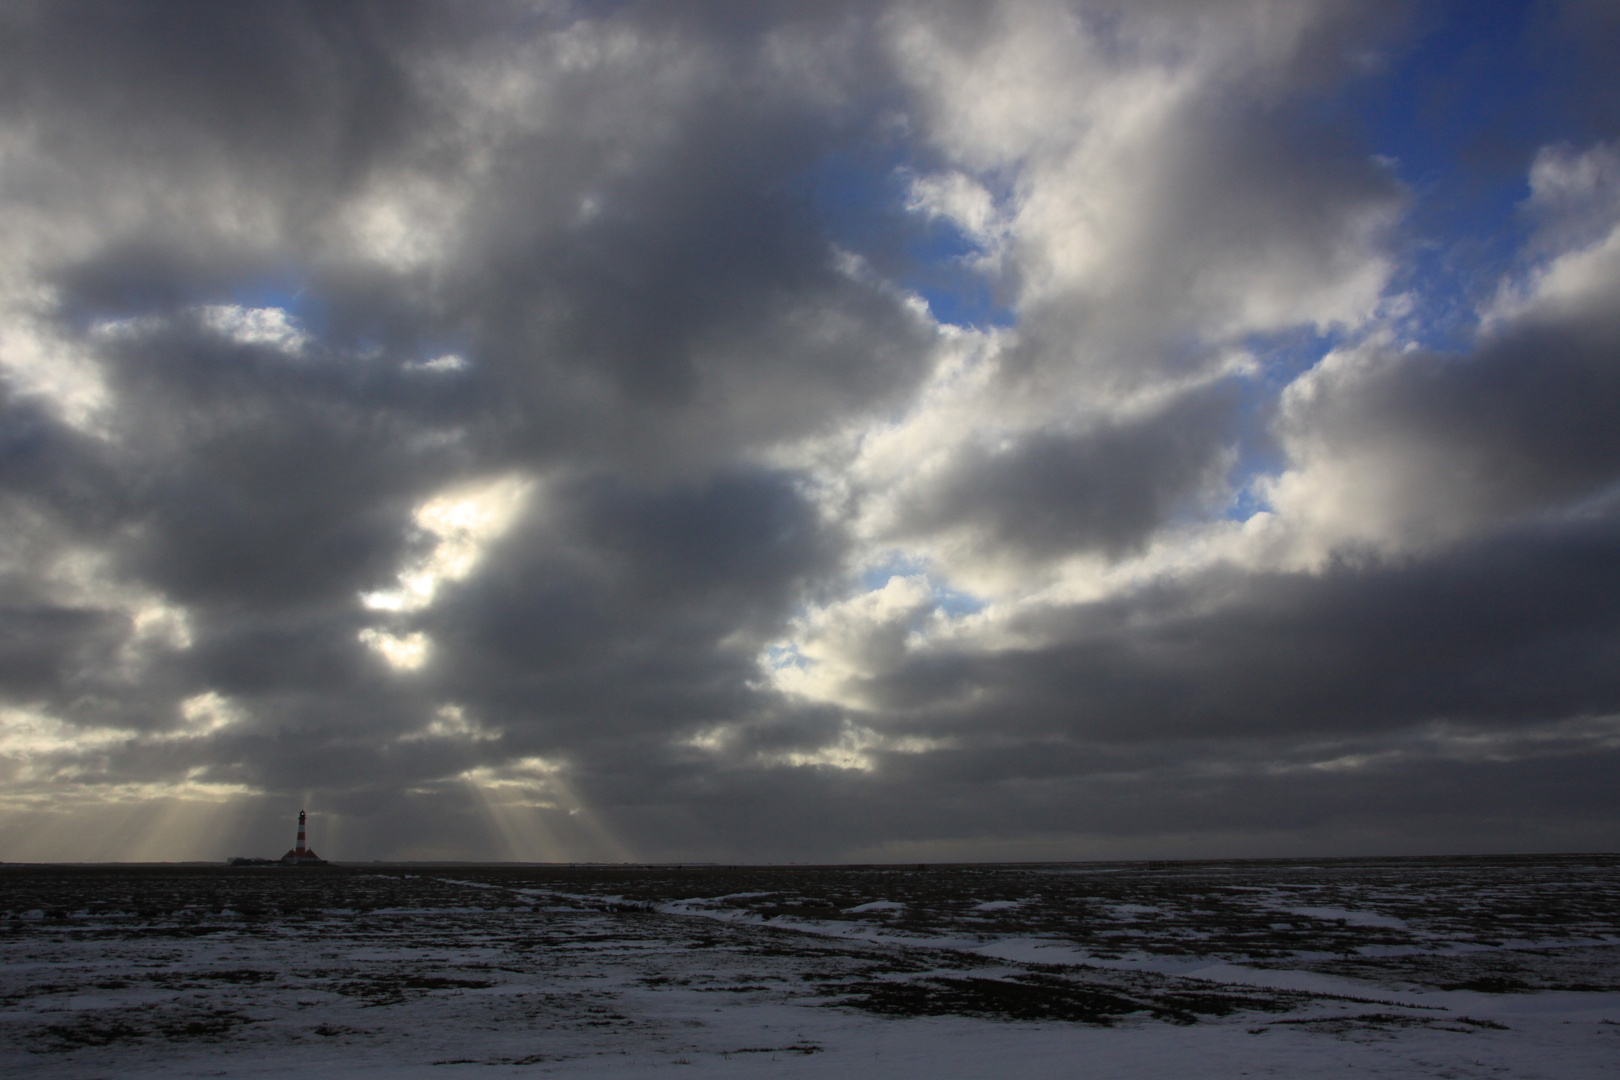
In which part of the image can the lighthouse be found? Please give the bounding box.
[279,809,327,865]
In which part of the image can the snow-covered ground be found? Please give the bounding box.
[2,857,1616,1078]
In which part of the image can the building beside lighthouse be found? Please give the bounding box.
[279,809,327,865]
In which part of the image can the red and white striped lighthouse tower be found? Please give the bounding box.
[279,808,325,864]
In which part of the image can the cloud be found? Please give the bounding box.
[889,0,1404,387]
[1261,144,1620,561]
[876,381,1242,564]
[0,0,1618,862]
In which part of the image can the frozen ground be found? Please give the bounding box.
[2,856,1617,1078]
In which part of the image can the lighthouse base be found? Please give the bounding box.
[279,849,327,865]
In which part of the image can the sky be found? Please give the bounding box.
[1,0,1619,864]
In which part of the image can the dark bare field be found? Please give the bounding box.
[3,855,1618,1078]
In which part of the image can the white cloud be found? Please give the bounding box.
[888,0,1399,345]
[408,353,469,373]
[1524,140,1620,246]
[173,692,245,739]
[195,304,310,353]
[0,307,111,432]
[0,706,134,764]
[766,574,938,709]
[337,172,470,273]
[905,169,1010,273]
[0,697,252,808]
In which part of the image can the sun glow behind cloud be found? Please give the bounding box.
[361,476,533,614]
[359,476,533,671]
[0,695,252,795]
[685,718,952,773]
[358,629,431,672]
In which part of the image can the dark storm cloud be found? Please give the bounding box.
[0,0,435,197]
[10,0,937,468]
[883,383,1240,560]
[0,396,120,560]
[870,515,1620,739]
[419,469,841,738]
[95,342,459,611]
[2,0,1619,862]
[0,2,918,700]
[572,719,1620,862]
[0,606,128,699]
